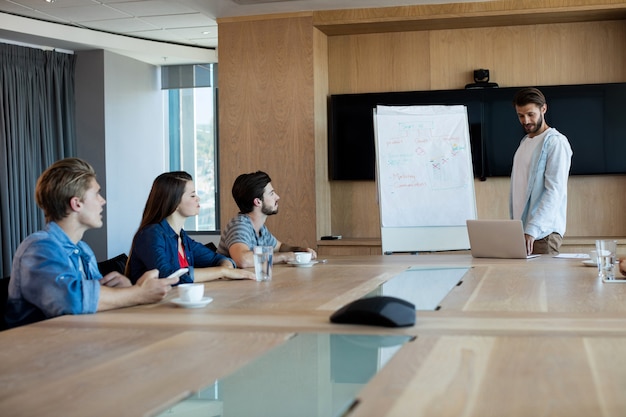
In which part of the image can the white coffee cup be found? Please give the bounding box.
[178,283,204,302]
[294,251,312,264]
[589,250,598,263]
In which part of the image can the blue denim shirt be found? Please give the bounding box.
[127,219,235,284]
[5,222,102,328]
[510,128,573,239]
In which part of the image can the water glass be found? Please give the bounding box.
[596,239,617,280]
[253,246,273,282]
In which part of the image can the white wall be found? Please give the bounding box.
[76,50,166,261]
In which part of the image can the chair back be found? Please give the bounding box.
[0,276,10,331]
[97,253,129,276]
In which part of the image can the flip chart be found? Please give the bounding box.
[374,105,477,252]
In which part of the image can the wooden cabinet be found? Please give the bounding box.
[317,238,382,256]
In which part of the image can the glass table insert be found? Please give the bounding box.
[153,333,413,417]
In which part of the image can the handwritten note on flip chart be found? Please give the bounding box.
[374,105,476,228]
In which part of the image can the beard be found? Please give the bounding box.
[261,201,278,216]
[524,114,544,135]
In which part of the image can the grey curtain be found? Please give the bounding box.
[0,43,76,277]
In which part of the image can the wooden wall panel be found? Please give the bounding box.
[474,177,510,220]
[328,31,432,94]
[328,19,626,240]
[218,16,318,249]
[537,21,626,85]
[329,181,380,238]
[430,20,626,88]
[314,0,626,35]
[567,175,626,236]
[429,25,539,89]
[314,27,331,237]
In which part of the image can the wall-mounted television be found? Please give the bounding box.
[328,83,626,180]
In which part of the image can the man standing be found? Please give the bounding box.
[510,87,573,255]
[5,158,178,328]
[217,171,317,268]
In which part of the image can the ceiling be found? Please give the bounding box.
[0,0,487,65]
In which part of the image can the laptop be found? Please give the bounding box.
[466,219,540,259]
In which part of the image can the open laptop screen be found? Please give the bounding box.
[466,219,540,259]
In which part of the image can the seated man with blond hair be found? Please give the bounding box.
[5,157,178,328]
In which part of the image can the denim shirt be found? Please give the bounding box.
[510,128,573,239]
[127,219,235,284]
[5,222,102,328]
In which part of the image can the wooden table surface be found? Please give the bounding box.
[2,254,626,416]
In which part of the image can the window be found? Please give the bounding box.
[162,64,218,232]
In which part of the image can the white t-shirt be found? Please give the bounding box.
[511,128,550,220]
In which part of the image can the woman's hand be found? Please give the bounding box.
[220,267,256,280]
[619,257,626,277]
[193,263,256,282]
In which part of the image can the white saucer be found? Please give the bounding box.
[287,260,319,268]
[602,278,626,283]
[170,297,213,308]
[581,260,597,267]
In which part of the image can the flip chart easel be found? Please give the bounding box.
[374,105,477,253]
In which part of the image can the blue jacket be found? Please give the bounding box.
[510,128,573,239]
[128,219,235,284]
[5,222,102,328]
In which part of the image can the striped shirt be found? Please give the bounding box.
[217,214,277,257]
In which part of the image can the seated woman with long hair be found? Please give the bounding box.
[126,171,255,284]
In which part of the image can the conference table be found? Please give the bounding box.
[2,254,626,417]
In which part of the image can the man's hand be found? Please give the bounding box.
[524,234,535,256]
[99,271,132,288]
[619,257,626,277]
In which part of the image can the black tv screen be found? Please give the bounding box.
[328,89,484,180]
[328,83,626,180]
